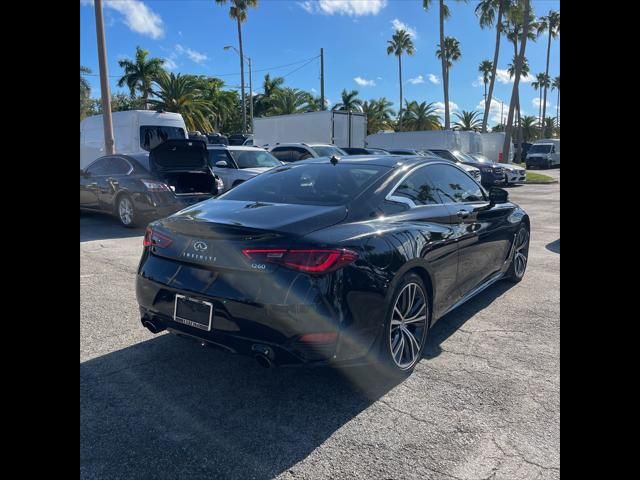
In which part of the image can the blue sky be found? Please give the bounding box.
[80,0,560,125]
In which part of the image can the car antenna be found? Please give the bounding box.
[330,155,340,165]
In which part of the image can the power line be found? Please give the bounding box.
[281,56,319,79]
[81,54,320,79]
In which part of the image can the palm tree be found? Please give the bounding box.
[543,116,557,138]
[475,0,509,133]
[332,89,363,112]
[502,0,532,162]
[520,115,538,142]
[117,47,165,109]
[81,66,92,120]
[270,88,311,115]
[386,29,415,130]
[254,73,285,116]
[80,66,91,96]
[453,110,482,131]
[537,10,559,136]
[362,98,396,134]
[491,123,505,132]
[196,76,237,131]
[402,101,441,131]
[531,73,550,137]
[551,75,560,128]
[507,53,530,158]
[478,60,493,102]
[435,36,461,129]
[149,72,213,132]
[215,0,258,133]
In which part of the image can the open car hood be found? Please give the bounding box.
[149,139,209,173]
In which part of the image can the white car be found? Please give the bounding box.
[207,145,283,193]
[468,153,526,185]
[268,143,347,162]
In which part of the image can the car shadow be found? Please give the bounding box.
[546,239,560,254]
[423,281,515,360]
[80,334,400,479]
[80,211,146,242]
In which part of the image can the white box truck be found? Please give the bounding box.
[80,110,188,168]
[525,138,560,169]
[252,111,367,149]
[480,132,515,163]
[457,131,483,154]
[365,130,462,153]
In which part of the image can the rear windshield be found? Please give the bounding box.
[229,150,281,169]
[140,126,186,151]
[429,150,457,162]
[220,163,389,206]
[310,145,347,157]
[529,144,553,154]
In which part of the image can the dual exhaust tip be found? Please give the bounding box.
[143,318,276,369]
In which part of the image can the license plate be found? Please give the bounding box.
[173,294,213,331]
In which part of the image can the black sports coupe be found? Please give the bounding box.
[136,155,530,375]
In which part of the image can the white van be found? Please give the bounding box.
[526,138,560,169]
[480,132,515,163]
[365,130,462,152]
[80,110,188,168]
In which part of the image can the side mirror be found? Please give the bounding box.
[215,160,228,168]
[489,187,508,205]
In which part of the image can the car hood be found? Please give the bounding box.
[239,167,275,175]
[460,164,480,172]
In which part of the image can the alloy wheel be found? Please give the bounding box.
[513,228,530,278]
[118,197,134,226]
[389,282,428,369]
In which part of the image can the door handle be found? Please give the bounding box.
[456,209,471,219]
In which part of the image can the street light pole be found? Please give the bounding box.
[225,46,252,133]
[94,0,114,155]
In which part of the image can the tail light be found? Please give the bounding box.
[143,227,173,248]
[498,152,503,162]
[141,179,171,192]
[242,248,358,274]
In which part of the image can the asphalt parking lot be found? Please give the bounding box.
[80,171,560,480]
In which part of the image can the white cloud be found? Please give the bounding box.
[476,98,507,126]
[391,18,417,38]
[310,87,317,93]
[354,76,376,87]
[81,0,165,39]
[532,97,552,110]
[433,101,459,121]
[428,73,440,85]
[408,75,425,85]
[473,69,533,86]
[299,0,387,16]
[163,57,178,70]
[175,44,207,64]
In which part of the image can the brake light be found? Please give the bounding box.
[242,248,358,273]
[498,152,503,162]
[143,227,173,248]
[141,179,171,192]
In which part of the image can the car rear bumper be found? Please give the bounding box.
[135,253,381,366]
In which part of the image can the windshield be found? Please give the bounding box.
[220,163,389,206]
[452,151,480,164]
[140,126,186,151]
[429,149,458,162]
[529,144,553,154]
[229,150,281,169]
[310,145,347,157]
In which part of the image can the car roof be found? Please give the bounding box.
[206,145,264,151]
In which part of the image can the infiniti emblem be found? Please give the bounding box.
[193,241,208,252]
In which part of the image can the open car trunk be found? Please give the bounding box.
[149,139,216,195]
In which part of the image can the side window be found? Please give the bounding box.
[391,167,440,207]
[209,150,234,167]
[270,148,291,162]
[110,157,132,175]
[86,158,110,176]
[292,147,312,161]
[427,164,485,203]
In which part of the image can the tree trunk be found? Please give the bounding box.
[538,88,543,138]
[503,0,530,163]
[439,0,449,129]
[541,27,552,139]
[556,89,559,127]
[237,17,247,134]
[398,54,403,131]
[482,0,503,133]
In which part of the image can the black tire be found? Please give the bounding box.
[115,193,138,228]
[379,273,430,377]
[506,224,530,283]
[546,160,552,169]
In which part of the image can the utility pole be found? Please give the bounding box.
[320,48,325,110]
[94,0,114,154]
[248,57,253,133]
